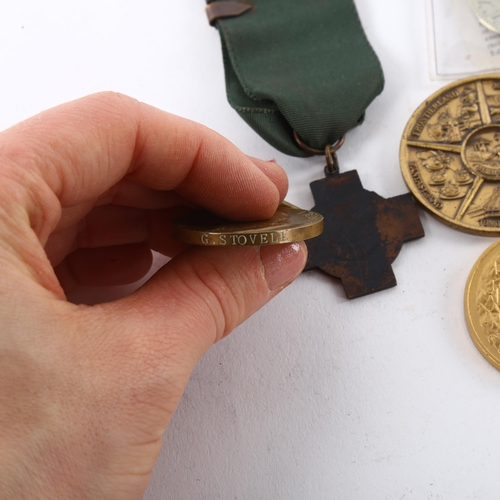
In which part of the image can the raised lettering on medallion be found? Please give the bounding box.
[401,76,500,235]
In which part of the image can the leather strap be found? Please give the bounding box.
[208,0,384,157]
[206,1,253,26]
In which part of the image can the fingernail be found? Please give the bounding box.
[260,241,308,291]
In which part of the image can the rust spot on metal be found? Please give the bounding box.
[304,170,425,299]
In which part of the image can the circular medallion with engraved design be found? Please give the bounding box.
[465,239,500,372]
[400,75,500,235]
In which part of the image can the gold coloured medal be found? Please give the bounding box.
[172,202,323,246]
[400,74,500,235]
[465,239,500,371]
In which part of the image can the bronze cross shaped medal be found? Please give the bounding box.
[173,0,425,299]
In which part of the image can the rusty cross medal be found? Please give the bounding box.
[299,137,425,299]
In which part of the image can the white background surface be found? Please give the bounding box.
[1,1,499,499]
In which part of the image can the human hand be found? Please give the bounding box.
[0,93,307,499]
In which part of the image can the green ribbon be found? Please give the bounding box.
[211,0,384,157]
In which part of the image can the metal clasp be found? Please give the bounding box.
[293,131,345,177]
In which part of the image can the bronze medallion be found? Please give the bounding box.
[465,239,500,372]
[400,74,500,235]
[172,202,323,246]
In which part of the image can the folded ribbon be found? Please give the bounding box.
[209,0,384,156]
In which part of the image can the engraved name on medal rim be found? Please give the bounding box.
[172,202,324,246]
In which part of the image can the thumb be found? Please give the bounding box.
[101,242,306,403]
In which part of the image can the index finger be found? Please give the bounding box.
[0,92,287,239]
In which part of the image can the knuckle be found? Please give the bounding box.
[83,91,139,112]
